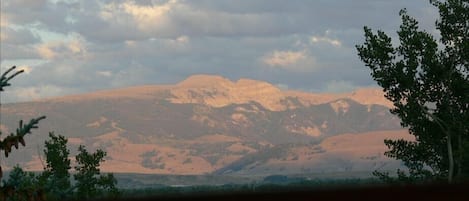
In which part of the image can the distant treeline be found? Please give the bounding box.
[119,177,382,199]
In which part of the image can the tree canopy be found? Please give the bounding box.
[356,0,468,183]
[0,66,46,180]
[0,66,118,200]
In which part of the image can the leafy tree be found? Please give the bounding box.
[356,0,468,183]
[2,132,119,200]
[37,132,72,200]
[35,133,118,200]
[74,145,119,199]
[0,67,118,200]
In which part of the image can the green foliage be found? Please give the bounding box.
[74,145,119,199]
[37,132,72,200]
[37,134,119,200]
[44,133,71,179]
[0,66,46,180]
[0,66,118,200]
[357,0,469,183]
[0,66,46,200]
[0,116,46,158]
[2,166,43,201]
[1,134,119,200]
[0,66,24,91]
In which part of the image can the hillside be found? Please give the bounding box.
[0,75,406,176]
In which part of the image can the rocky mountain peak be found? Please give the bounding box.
[31,74,390,111]
[176,74,234,88]
[170,75,286,110]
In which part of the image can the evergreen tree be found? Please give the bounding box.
[2,166,43,201]
[0,66,118,199]
[356,0,468,183]
[0,66,46,179]
[0,66,46,200]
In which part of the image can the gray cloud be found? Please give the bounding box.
[0,0,439,102]
[1,27,41,45]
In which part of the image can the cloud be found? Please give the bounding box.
[311,36,341,47]
[173,35,189,44]
[36,45,56,60]
[0,44,41,61]
[99,0,173,34]
[97,71,112,77]
[71,0,314,42]
[1,0,72,32]
[0,15,42,60]
[0,0,438,102]
[308,29,345,48]
[0,27,41,45]
[5,0,48,9]
[263,50,306,67]
[0,12,9,27]
[261,50,318,72]
[3,84,79,103]
[35,36,88,60]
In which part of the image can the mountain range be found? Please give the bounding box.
[0,75,411,177]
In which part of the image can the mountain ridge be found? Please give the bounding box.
[0,74,403,176]
[32,74,391,110]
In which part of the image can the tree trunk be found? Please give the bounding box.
[457,132,462,181]
[447,133,454,183]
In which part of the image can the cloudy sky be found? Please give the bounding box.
[1,0,438,102]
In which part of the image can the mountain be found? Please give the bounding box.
[0,75,406,177]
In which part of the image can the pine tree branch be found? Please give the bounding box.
[0,66,25,92]
[0,116,46,157]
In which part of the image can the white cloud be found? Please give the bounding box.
[36,44,57,60]
[261,50,318,72]
[68,39,85,54]
[91,0,293,40]
[263,50,305,66]
[35,36,88,60]
[99,0,175,35]
[310,36,342,47]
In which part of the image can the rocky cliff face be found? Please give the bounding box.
[0,75,405,176]
[169,74,392,110]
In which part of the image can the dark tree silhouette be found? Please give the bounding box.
[356,0,468,183]
[0,66,46,200]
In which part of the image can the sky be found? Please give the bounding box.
[1,0,439,103]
